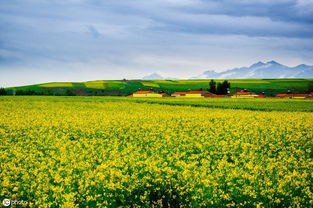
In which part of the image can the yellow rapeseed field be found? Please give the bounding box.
[0,97,312,207]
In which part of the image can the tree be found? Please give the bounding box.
[209,80,216,94]
[222,80,230,94]
[216,83,223,95]
[216,80,230,95]
[308,81,313,93]
[0,88,7,95]
[65,89,75,96]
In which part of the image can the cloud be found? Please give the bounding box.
[0,0,313,87]
[296,0,313,17]
[87,25,101,38]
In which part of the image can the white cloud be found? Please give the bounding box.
[296,0,313,16]
[0,0,313,86]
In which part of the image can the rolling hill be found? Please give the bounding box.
[5,79,313,96]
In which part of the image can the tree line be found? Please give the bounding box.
[209,80,231,95]
[0,88,7,95]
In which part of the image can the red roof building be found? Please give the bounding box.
[232,90,259,98]
[171,90,215,97]
[171,91,187,96]
[187,90,211,94]
[307,92,313,98]
[204,94,228,98]
[235,91,257,96]
[133,90,153,94]
[276,93,309,98]
[132,90,170,97]
[160,93,171,97]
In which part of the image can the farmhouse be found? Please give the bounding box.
[159,93,171,97]
[172,90,214,97]
[171,91,187,97]
[294,94,309,99]
[204,94,229,98]
[276,93,309,99]
[307,92,313,98]
[132,90,170,97]
[232,89,259,98]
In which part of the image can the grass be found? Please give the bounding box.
[4,78,313,96]
[84,81,104,89]
[40,82,74,88]
[123,97,313,112]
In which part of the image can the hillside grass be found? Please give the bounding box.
[5,79,313,96]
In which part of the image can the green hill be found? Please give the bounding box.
[5,79,313,96]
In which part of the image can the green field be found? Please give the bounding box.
[112,97,313,112]
[5,78,313,96]
[1,96,312,207]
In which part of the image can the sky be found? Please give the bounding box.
[1,0,313,87]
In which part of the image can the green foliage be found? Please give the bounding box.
[308,81,313,93]
[223,80,231,91]
[0,87,7,95]
[65,89,75,96]
[113,97,313,112]
[216,83,223,95]
[209,80,216,94]
[215,80,230,94]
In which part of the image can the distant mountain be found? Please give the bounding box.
[142,73,164,80]
[192,61,313,79]
[142,73,176,80]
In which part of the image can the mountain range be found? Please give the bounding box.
[142,61,313,80]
